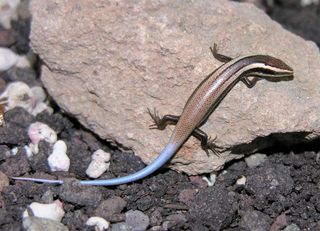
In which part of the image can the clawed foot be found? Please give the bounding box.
[202,135,224,157]
[147,108,164,130]
[209,43,233,63]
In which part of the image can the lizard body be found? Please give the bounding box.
[12,46,293,186]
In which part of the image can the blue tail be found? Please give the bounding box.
[12,142,179,186]
[80,142,179,185]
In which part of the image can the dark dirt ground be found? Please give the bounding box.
[0,1,320,231]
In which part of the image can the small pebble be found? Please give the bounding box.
[0,81,34,113]
[283,223,301,231]
[270,213,287,230]
[31,86,47,103]
[236,176,246,185]
[0,150,30,176]
[15,55,30,68]
[148,226,163,231]
[110,222,130,231]
[92,149,111,162]
[59,179,103,206]
[162,213,187,230]
[32,102,53,116]
[28,122,57,154]
[0,47,19,71]
[0,171,9,192]
[0,0,20,29]
[23,216,68,231]
[16,0,31,19]
[22,200,65,222]
[0,145,10,161]
[86,217,110,231]
[149,209,162,226]
[189,175,208,188]
[48,140,70,172]
[125,210,150,231]
[178,188,198,205]
[4,66,37,84]
[10,147,19,156]
[28,122,57,145]
[94,196,127,219]
[41,190,55,204]
[301,0,319,7]
[245,153,267,168]
[240,210,270,231]
[86,149,111,178]
[202,172,217,186]
[23,145,33,158]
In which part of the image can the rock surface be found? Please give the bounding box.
[29,0,320,174]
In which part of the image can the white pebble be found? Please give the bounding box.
[86,149,111,178]
[31,102,51,116]
[86,161,110,179]
[236,176,246,185]
[0,47,19,71]
[22,200,65,222]
[301,0,319,7]
[31,86,47,103]
[92,149,111,162]
[0,0,20,29]
[23,145,33,158]
[30,86,51,115]
[86,217,110,231]
[10,147,19,156]
[0,81,34,113]
[27,143,39,156]
[28,122,57,145]
[16,55,31,68]
[0,82,47,116]
[245,153,267,168]
[202,172,217,187]
[27,122,57,155]
[0,49,31,71]
[48,140,70,172]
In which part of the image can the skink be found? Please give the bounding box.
[12,45,293,186]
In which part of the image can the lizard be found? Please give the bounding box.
[12,44,294,186]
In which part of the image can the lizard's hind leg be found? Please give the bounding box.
[148,108,222,156]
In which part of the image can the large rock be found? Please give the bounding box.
[30,0,320,175]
